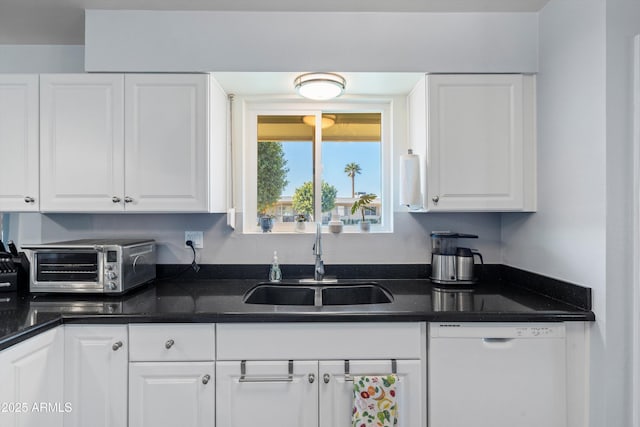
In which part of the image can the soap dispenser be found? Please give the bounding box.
[269,251,282,282]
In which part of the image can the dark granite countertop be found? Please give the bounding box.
[0,265,595,351]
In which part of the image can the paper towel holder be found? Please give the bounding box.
[400,148,423,210]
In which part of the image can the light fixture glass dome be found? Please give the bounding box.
[294,73,346,100]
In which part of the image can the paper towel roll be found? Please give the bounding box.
[399,150,423,210]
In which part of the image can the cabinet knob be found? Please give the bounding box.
[124,196,133,203]
[323,373,331,384]
[24,196,35,203]
[308,373,315,384]
[112,196,121,203]
[432,195,439,204]
[112,341,123,351]
[165,339,175,349]
[202,374,211,385]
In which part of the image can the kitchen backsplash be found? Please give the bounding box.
[5,212,502,265]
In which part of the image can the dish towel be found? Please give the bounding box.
[352,374,399,427]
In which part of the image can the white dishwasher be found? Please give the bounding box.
[429,323,567,427]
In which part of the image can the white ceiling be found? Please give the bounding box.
[0,0,550,45]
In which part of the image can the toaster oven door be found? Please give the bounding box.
[31,250,104,292]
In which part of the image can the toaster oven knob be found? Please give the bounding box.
[106,271,117,280]
[107,282,117,290]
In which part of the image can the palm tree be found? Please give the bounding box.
[344,162,362,198]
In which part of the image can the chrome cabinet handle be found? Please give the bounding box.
[124,196,133,203]
[112,341,123,351]
[165,339,175,349]
[112,196,121,203]
[432,195,439,204]
[239,360,294,383]
[323,373,331,384]
[202,374,211,385]
[24,196,35,203]
[308,373,315,384]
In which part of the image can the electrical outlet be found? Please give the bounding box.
[185,231,204,248]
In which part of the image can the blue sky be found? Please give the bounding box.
[281,141,381,197]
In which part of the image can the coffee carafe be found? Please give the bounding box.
[430,232,484,284]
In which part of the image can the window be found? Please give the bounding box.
[244,101,392,233]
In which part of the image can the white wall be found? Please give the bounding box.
[8,212,502,265]
[84,10,538,73]
[604,0,640,425]
[0,45,84,73]
[500,0,640,425]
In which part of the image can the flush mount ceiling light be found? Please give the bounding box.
[294,73,346,100]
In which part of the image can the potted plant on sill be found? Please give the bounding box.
[294,214,307,233]
[258,206,275,232]
[351,193,377,232]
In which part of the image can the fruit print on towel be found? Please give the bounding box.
[352,374,398,427]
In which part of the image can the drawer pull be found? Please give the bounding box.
[165,339,175,349]
[112,341,123,351]
[323,373,331,384]
[239,360,294,383]
[308,373,315,384]
[202,374,211,385]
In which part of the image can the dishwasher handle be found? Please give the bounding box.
[483,337,514,343]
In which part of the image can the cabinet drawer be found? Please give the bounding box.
[217,322,425,360]
[129,324,215,361]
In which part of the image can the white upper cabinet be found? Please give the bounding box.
[124,74,209,212]
[409,74,536,212]
[40,74,125,212]
[0,75,39,211]
[39,73,227,213]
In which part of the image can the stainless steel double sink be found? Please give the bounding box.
[243,282,393,306]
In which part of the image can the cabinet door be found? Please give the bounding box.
[124,74,208,212]
[216,360,318,427]
[319,360,424,427]
[425,74,535,211]
[40,74,125,212]
[0,75,39,211]
[0,327,64,427]
[129,361,215,427]
[63,325,128,427]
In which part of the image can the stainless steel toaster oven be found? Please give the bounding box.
[23,239,156,294]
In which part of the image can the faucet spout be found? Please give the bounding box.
[313,223,325,281]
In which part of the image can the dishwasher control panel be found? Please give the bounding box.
[430,323,566,338]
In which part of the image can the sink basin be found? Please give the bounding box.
[243,282,393,306]
[243,285,316,306]
[321,284,393,305]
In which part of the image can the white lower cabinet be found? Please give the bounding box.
[129,362,215,427]
[216,360,318,427]
[216,360,422,427]
[216,323,427,427]
[319,360,422,427]
[63,325,128,427]
[0,327,64,427]
[128,323,216,427]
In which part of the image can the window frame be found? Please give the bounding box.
[242,98,393,234]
